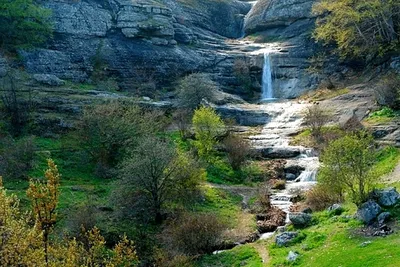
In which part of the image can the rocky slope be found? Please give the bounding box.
[13,0,338,100]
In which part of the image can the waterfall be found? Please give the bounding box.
[262,52,274,100]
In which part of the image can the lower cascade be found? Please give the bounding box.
[250,101,319,227]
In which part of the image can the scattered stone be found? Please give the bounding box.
[287,251,299,262]
[327,204,344,215]
[301,207,312,214]
[289,212,312,227]
[377,212,391,225]
[33,74,65,86]
[356,200,381,224]
[373,224,393,236]
[275,232,298,247]
[373,187,400,207]
[285,173,296,181]
[360,241,372,247]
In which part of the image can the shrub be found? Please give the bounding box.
[223,133,251,170]
[177,73,217,110]
[0,0,52,51]
[0,135,36,180]
[192,106,225,161]
[117,136,205,223]
[305,185,343,211]
[161,212,226,256]
[233,59,252,92]
[374,74,400,109]
[173,108,193,139]
[313,0,400,59]
[318,131,377,205]
[78,101,166,177]
[303,105,332,140]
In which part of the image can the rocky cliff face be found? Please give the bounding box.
[20,0,252,95]
[244,0,322,98]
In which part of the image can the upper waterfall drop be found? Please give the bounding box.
[262,52,274,100]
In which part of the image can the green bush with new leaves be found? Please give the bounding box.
[313,0,400,59]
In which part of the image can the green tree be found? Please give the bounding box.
[192,106,225,161]
[313,0,400,59]
[318,132,377,205]
[117,136,205,223]
[0,0,52,51]
[177,73,217,110]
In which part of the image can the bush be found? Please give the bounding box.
[223,133,251,170]
[318,131,377,205]
[177,73,217,110]
[233,59,252,93]
[305,185,343,211]
[116,136,205,223]
[0,0,52,51]
[78,101,166,177]
[303,105,332,140]
[192,106,225,161]
[374,74,400,109]
[313,0,400,59]
[0,136,36,180]
[161,212,226,256]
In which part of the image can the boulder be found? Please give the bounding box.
[285,173,297,181]
[260,146,301,159]
[301,207,312,214]
[373,187,400,207]
[377,212,391,225]
[257,221,279,233]
[356,201,382,224]
[33,74,65,86]
[287,251,299,262]
[327,204,344,215]
[289,212,312,227]
[275,232,298,247]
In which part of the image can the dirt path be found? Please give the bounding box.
[251,242,270,265]
[382,162,400,184]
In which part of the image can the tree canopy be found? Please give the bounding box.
[0,0,52,51]
[313,0,400,59]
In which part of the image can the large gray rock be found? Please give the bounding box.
[356,201,382,224]
[377,212,391,225]
[259,146,301,159]
[275,232,298,247]
[327,204,344,215]
[244,0,316,36]
[287,251,299,262]
[289,212,312,227]
[33,74,65,86]
[374,187,400,207]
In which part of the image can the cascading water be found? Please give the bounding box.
[262,52,274,100]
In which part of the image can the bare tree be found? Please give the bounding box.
[303,104,332,140]
[223,133,251,170]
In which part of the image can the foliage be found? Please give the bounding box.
[373,146,400,177]
[374,73,400,109]
[177,73,217,110]
[77,101,166,177]
[303,105,332,140]
[192,106,225,161]
[0,172,138,266]
[0,135,36,180]
[313,0,400,59]
[27,159,60,264]
[318,132,377,205]
[305,184,344,211]
[233,59,253,94]
[161,212,226,256]
[0,0,52,51]
[223,133,251,170]
[116,136,205,223]
[0,72,34,136]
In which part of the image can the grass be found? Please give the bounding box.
[301,88,350,101]
[364,107,399,125]
[194,185,243,226]
[264,204,400,267]
[197,244,263,267]
[374,146,400,178]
